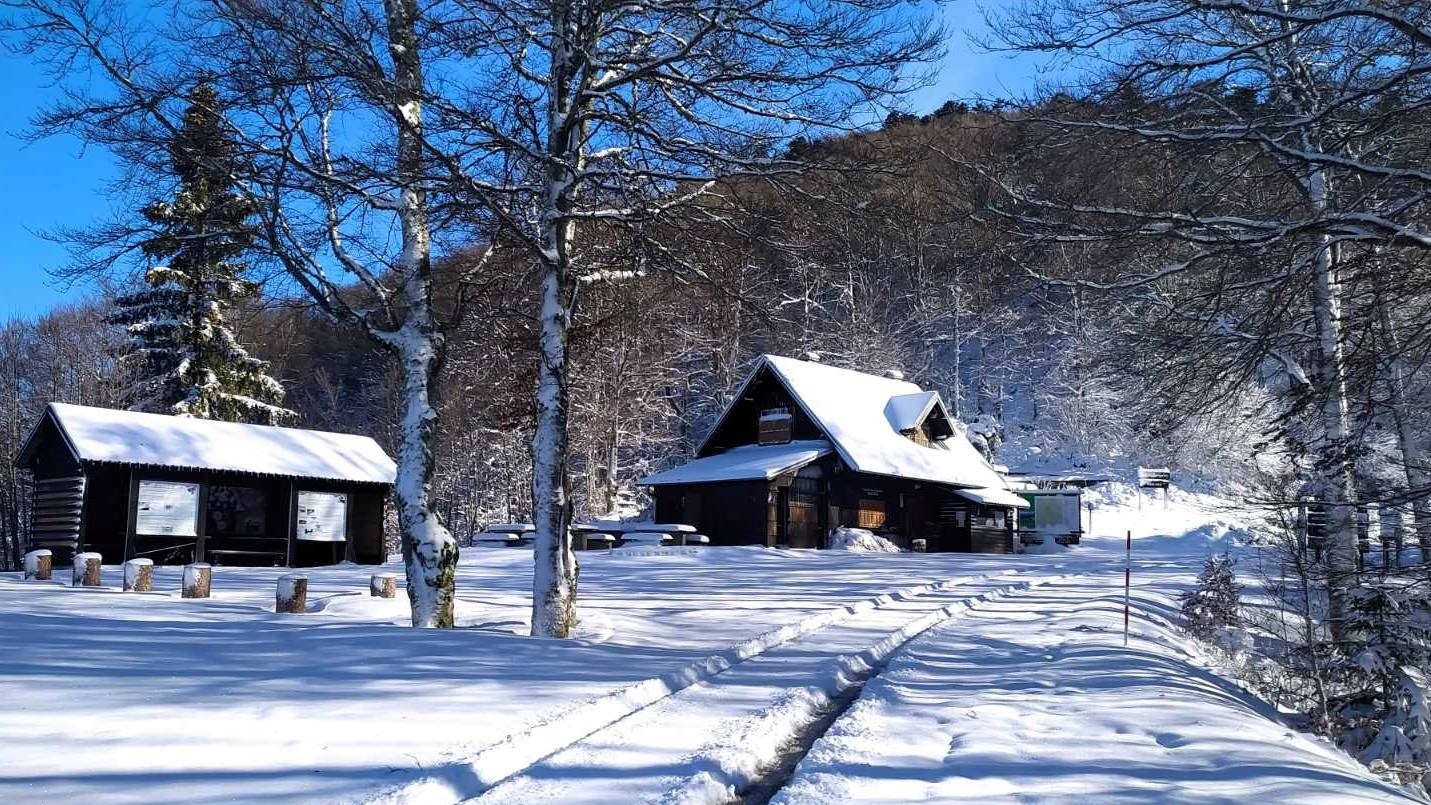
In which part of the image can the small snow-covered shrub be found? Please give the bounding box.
[1180,554,1241,640]
[826,527,901,553]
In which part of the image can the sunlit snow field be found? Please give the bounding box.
[0,488,1414,803]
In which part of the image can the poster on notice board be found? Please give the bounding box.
[296,491,348,542]
[136,480,200,536]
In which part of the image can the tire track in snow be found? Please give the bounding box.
[660,576,1063,805]
[463,574,1052,805]
[366,568,1029,805]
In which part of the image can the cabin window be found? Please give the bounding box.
[758,406,793,445]
[857,498,886,529]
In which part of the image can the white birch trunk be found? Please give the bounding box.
[1375,290,1431,564]
[394,335,458,627]
[1305,168,1358,636]
[531,266,579,637]
[384,0,459,628]
[530,1,584,638]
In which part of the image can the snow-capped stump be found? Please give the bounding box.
[276,574,307,613]
[181,563,211,599]
[72,552,102,587]
[911,538,928,553]
[123,558,154,592]
[369,573,397,598]
[23,549,52,580]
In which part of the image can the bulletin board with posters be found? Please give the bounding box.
[296,490,349,542]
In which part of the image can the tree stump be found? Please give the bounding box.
[24,549,52,581]
[276,574,308,614]
[123,558,154,592]
[72,552,102,587]
[370,573,397,598]
[182,563,212,599]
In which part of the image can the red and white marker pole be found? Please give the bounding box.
[1124,529,1132,647]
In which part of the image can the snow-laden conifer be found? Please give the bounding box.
[108,82,293,426]
[1180,554,1241,641]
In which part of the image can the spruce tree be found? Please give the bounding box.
[1181,554,1242,640]
[108,81,294,426]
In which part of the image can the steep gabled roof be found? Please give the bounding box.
[695,355,1010,491]
[19,403,396,485]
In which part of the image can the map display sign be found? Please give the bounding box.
[296,491,348,542]
[135,480,200,537]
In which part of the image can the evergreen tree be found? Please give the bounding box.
[1181,554,1242,640]
[1332,572,1431,778]
[108,82,293,426]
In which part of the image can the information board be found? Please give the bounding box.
[296,491,348,542]
[135,480,200,537]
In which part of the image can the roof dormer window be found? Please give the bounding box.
[758,406,793,445]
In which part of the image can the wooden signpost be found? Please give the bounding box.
[1137,467,1171,510]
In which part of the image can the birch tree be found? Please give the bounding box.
[982,0,1431,628]
[428,0,944,636]
[5,0,483,626]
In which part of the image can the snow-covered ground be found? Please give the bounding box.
[0,484,1415,803]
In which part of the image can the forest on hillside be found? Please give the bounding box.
[0,104,1264,560]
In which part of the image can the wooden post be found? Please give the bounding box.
[276,574,308,613]
[123,558,154,592]
[1124,529,1132,647]
[24,549,52,581]
[285,481,297,568]
[182,563,212,599]
[370,573,397,598]
[72,552,102,587]
[123,468,139,562]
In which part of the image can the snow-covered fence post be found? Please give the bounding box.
[72,552,102,587]
[276,574,307,613]
[370,573,397,598]
[23,549,52,580]
[182,563,211,599]
[123,558,153,592]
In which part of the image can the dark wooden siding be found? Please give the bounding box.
[654,481,771,546]
[28,475,85,562]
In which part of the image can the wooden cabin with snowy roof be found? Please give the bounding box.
[640,355,1028,551]
[15,403,395,567]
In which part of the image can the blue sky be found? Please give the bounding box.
[0,4,1044,321]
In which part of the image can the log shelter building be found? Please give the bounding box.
[641,355,1029,552]
[16,403,395,567]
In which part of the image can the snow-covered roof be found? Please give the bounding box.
[883,391,941,432]
[953,486,1031,508]
[640,440,833,485]
[26,403,396,484]
[700,355,1010,491]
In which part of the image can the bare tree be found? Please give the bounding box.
[415,0,946,636]
[981,0,1431,628]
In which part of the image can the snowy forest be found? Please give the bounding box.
[2,0,1431,791]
